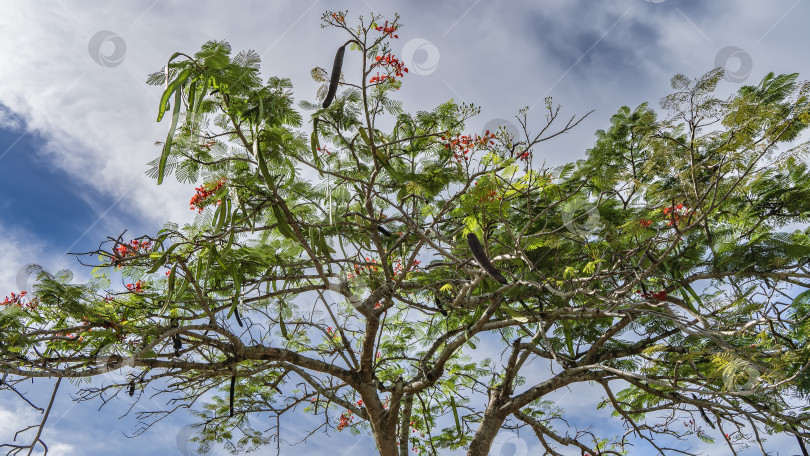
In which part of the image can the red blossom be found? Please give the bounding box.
[374,21,398,38]
[126,281,144,294]
[190,178,226,212]
[443,132,496,163]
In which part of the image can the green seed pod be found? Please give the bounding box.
[466,233,508,284]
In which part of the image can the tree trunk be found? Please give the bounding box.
[466,390,507,456]
[364,387,401,456]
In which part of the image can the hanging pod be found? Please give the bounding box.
[322,40,357,108]
[170,318,182,357]
[229,375,236,417]
[466,233,508,284]
[234,306,243,327]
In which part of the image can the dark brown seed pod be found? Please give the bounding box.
[377,226,392,237]
[466,233,508,284]
[128,380,135,397]
[229,376,236,417]
[234,306,243,327]
[790,425,809,456]
[170,318,182,357]
[692,394,715,429]
[434,296,448,316]
[322,44,347,108]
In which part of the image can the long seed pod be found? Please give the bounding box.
[691,394,716,429]
[170,318,182,357]
[128,380,135,397]
[434,296,448,316]
[322,44,346,108]
[234,306,243,327]
[377,225,392,237]
[466,233,508,284]
[322,40,358,108]
[791,425,809,456]
[229,376,236,417]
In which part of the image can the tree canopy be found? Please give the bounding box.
[3,11,810,456]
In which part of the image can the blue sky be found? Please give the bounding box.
[0,1,809,455]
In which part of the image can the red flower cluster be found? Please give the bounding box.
[442,132,496,163]
[635,289,667,300]
[114,239,153,259]
[392,258,420,276]
[337,409,355,431]
[638,219,653,228]
[349,257,381,279]
[663,203,688,226]
[518,151,531,161]
[316,146,332,156]
[374,21,398,38]
[190,179,226,212]
[369,73,388,84]
[331,12,345,23]
[2,291,35,309]
[374,54,408,79]
[473,181,501,203]
[199,140,216,149]
[126,281,144,293]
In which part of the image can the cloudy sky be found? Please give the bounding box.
[0,1,808,455]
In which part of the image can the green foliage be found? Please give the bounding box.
[4,11,810,456]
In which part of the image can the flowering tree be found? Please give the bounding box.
[4,11,810,456]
